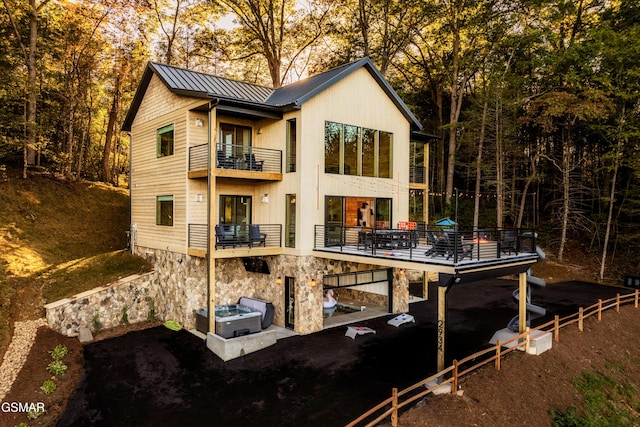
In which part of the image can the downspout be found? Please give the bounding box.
[128,132,135,255]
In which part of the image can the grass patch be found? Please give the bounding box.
[551,368,640,426]
[0,168,152,355]
[42,250,152,303]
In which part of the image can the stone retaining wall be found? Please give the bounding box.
[45,272,159,337]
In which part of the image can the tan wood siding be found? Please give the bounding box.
[130,80,209,254]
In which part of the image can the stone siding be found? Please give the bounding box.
[139,248,207,329]
[45,246,409,337]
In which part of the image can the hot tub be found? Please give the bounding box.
[214,304,262,338]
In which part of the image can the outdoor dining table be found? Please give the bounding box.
[371,229,415,249]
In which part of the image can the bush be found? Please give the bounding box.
[47,360,67,376]
[49,344,68,361]
[40,379,56,395]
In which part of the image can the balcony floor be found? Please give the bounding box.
[314,241,539,275]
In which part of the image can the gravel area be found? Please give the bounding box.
[0,318,47,401]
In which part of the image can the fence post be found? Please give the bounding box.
[452,360,459,393]
[616,293,620,313]
[554,315,559,342]
[391,388,398,427]
[636,290,639,309]
[495,341,501,370]
[578,307,583,332]
[598,299,602,321]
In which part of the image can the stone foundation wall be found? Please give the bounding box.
[138,248,207,329]
[46,247,410,337]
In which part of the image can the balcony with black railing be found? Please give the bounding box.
[188,223,283,256]
[187,143,283,180]
[313,225,539,269]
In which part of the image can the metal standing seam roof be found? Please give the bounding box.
[122,57,423,131]
[150,62,274,103]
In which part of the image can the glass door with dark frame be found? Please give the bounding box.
[285,277,295,329]
[219,195,252,241]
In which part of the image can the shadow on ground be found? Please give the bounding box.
[57,279,627,427]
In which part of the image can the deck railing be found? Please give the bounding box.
[313,225,538,265]
[188,143,283,174]
[215,143,282,174]
[189,144,208,172]
[188,223,282,250]
[188,224,208,250]
[347,290,640,427]
[409,166,426,184]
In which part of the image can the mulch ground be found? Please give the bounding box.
[0,280,633,427]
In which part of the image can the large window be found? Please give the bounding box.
[285,194,296,247]
[324,121,393,178]
[362,128,376,177]
[378,131,392,178]
[156,195,174,226]
[324,122,341,174]
[344,125,359,175]
[157,125,174,157]
[286,119,297,173]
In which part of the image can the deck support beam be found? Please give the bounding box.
[519,271,527,333]
[436,274,459,374]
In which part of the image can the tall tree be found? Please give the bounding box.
[2,0,51,178]
[215,0,330,87]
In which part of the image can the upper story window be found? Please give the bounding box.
[156,195,174,226]
[324,121,393,178]
[286,119,296,173]
[157,124,174,157]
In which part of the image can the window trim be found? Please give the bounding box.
[157,124,174,158]
[156,195,174,226]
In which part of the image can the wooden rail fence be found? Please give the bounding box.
[346,289,640,427]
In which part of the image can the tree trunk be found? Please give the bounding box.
[599,118,624,281]
[473,99,488,230]
[516,154,538,229]
[495,97,504,229]
[558,132,571,261]
[102,74,120,182]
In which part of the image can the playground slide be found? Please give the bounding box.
[490,241,548,343]
[506,246,547,332]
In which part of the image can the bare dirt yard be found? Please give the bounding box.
[395,303,640,426]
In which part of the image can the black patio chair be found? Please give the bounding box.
[249,224,266,247]
[215,225,237,249]
[445,232,474,261]
[501,230,517,254]
[357,229,373,250]
[244,153,264,171]
[425,230,448,257]
[216,150,235,169]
